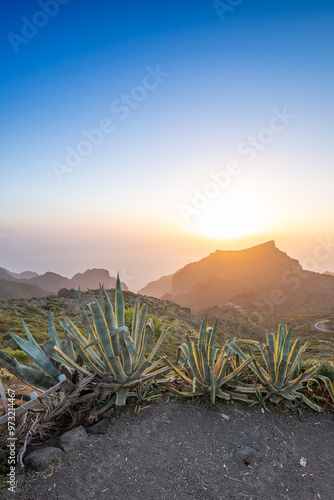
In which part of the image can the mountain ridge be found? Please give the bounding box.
[138,241,334,317]
[6,270,40,280]
[0,267,128,299]
[138,273,174,298]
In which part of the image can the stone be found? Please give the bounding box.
[236,445,257,465]
[24,446,63,470]
[86,418,108,434]
[58,426,88,452]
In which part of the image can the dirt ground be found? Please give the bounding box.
[13,399,333,500]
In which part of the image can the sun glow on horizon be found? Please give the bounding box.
[187,196,272,241]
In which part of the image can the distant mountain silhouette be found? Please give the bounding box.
[0,267,128,299]
[138,274,173,298]
[6,270,40,280]
[0,268,16,281]
[18,272,70,293]
[70,269,128,291]
[138,241,334,316]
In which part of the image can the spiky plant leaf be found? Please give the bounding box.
[10,327,60,379]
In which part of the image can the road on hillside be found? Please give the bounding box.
[315,320,332,332]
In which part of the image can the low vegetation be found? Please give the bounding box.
[229,324,322,411]
[163,317,253,404]
[0,278,333,466]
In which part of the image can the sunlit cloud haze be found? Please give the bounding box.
[1,0,334,291]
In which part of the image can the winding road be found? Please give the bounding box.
[315,320,334,333]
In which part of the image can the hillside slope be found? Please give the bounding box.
[0,289,201,361]
[141,241,334,318]
[0,279,53,300]
[138,273,173,298]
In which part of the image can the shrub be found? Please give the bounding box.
[163,317,253,404]
[230,322,321,411]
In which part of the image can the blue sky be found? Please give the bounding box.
[1,0,334,290]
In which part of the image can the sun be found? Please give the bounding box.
[188,198,266,241]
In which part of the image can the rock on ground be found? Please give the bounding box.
[24,447,63,470]
[58,426,88,452]
[86,418,109,434]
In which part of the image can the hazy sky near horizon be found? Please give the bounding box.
[1,0,334,290]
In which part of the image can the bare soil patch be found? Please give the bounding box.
[18,400,334,500]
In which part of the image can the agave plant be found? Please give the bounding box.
[53,276,171,408]
[163,317,253,404]
[317,375,334,409]
[0,312,76,391]
[127,376,165,413]
[229,322,322,411]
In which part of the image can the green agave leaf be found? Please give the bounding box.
[318,375,334,402]
[115,387,128,406]
[60,333,76,360]
[199,347,210,385]
[70,345,106,377]
[88,295,114,359]
[300,393,322,412]
[176,342,189,367]
[83,338,101,349]
[123,334,137,357]
[131,299,140,348]
[266,333,276,383]
[13,359,58,391]
[146,326,170,365]
[170,387,205,397]
[134,304,148,354]
[285,364,319,391]
[198,316,207,352]
[102,289,120,356]
[233,383,257,393]
[78,293,95,340]
[213,340,232,379]
[209,366,217,404]
[276,321,287,359]
[242,340,271,373]
[140,366,170,380]
[0,349,17,372]
[162,358,192,384]
[109,356,128,384]
[215,387,231,400]
[60,318,110,371]
[119,338,132,376]
[275,358,289,389]
[10,328,60,379]
[115,274,124,327]
[53,346,91,376]
[224,390,251,402]
[0,349,57,391]
[47,313,61,348]
[131,297,140,332]
[208,319,218,354]
[183,336,203,381]
[217,357,253,386]
[284,339,303,378]
[41,339,57,358]
[132,319,150,372]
